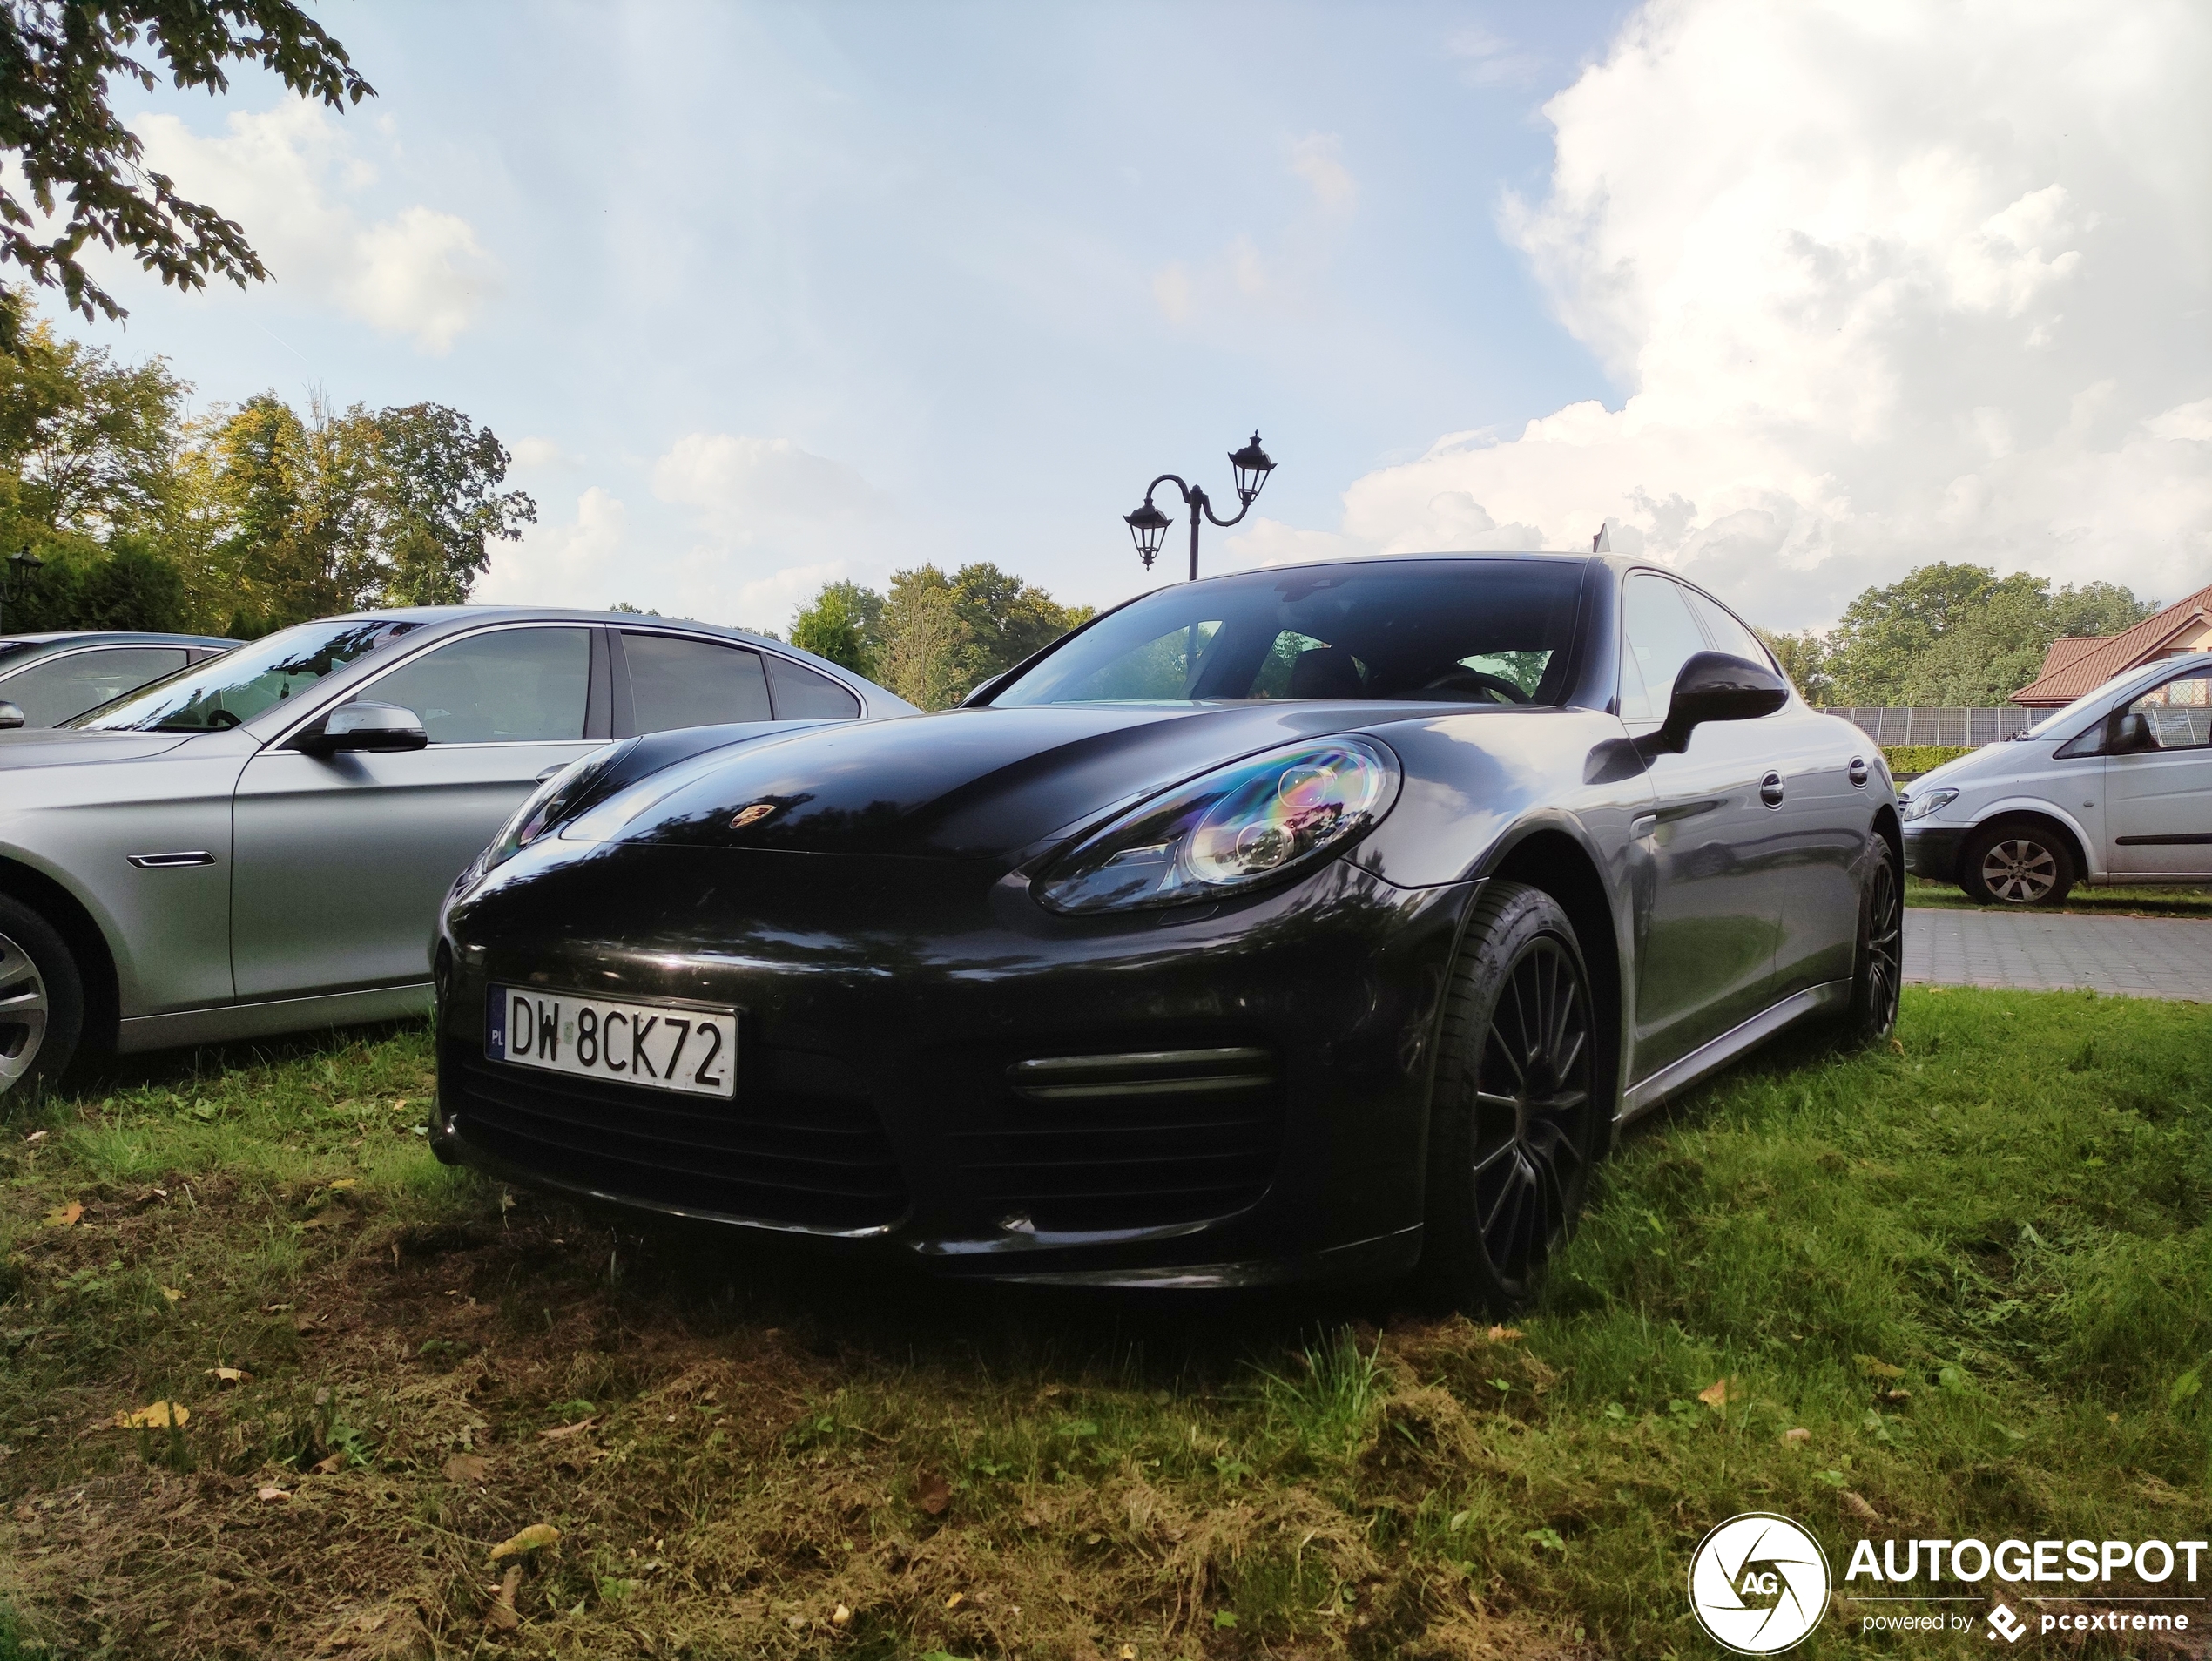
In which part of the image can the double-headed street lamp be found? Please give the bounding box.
[1124,431,1277,581]
[0,546,44,635]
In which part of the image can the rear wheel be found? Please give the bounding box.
[0,895,84,1103]
[1419,881,1602,1313]
[1960,820,2074,907]
[1837,836,1903,1048]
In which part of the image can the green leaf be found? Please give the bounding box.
[1212,1610,1238,1630]
[2169,1367,2202,1408]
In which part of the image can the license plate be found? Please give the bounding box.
[487,986,737,1098]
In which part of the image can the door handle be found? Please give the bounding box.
[1847,756,1870,788]
[1759,771,1785,808]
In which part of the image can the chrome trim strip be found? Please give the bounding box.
[1017,1075,1274,1101]
[125,851,216,868]
[116,981,433,1055]
[1619,979,1850,1122]
[1010,1046,1271,1077]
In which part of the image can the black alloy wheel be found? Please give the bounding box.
[1961,820,2074,907]
[1839,836,1903,1047]
[0,894,84,1101]
[1420,880,1602,1312]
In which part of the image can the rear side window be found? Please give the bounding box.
[0,646,188,726]
[624,631,772,731]
[1619,575,1711,721]
[367,627,590,743]
[765,654,861,719]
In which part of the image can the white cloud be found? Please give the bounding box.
[1288,133,1357,213]
[132,102,497,353]
[509,436,584,472]
[1446,27,1541,86]
[651,433,887,526]
[1294,0,2212,630]
[479,485,630,607]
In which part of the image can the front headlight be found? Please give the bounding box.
[1900,787,1959,823]
[1034,736,1400,915]
[473,739,639,879]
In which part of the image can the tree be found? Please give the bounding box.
[790,579,884,678]
[1758,628,1833,703]
[1821,563,2030,705]
[0,1,372,342]
[370,402,536,605]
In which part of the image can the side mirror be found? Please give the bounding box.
[2105,710,2155,754]
[1650,652,1788,755]
[0,700,23,731]
[302,701,429,757]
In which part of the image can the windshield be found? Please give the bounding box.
[69,618,424,733]
[991,559,1587,707]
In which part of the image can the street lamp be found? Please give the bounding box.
[0,546,43,635]
[1124,430,1277,581]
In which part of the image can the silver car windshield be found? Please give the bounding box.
[990,560,1585,706]
[69,618,425,733]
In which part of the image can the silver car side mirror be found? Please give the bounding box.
[0,700,23,730]
[303,701,430,757]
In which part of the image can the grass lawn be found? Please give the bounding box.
[1906,874,2212,918]
[3,989,2209,1659]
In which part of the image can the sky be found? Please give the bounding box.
[45,0,2212,637]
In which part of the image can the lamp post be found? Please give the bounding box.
[0,546,43,635]
[1123,431,1277,581]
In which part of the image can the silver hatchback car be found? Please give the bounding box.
[0,608,911,1096]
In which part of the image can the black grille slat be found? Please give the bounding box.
[448,1049,907,1230]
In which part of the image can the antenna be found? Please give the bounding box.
[1591,523,1612,554]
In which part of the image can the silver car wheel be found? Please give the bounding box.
[1980,838,2058,904]
[0,928,51,1087]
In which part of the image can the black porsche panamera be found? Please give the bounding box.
[429,554,1902,1307]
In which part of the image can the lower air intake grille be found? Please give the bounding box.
[446,1046,907,1232]
[948,1046,1282,1233]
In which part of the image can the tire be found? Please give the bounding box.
[0,894,84,1104]
[1837,835,1903,1048]
[1959,820,2075,907]
[1418,880,1604,1313]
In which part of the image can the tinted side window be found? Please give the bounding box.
[1,646,188,725]
[624,631,772,732]
[1619,575,1710,721]
[1684,590,1773,669]
[366,627,590,743]
[765,654,860,719]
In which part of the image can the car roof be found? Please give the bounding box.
[0,630,240,649]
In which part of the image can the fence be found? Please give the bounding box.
[1819,706,2035,746]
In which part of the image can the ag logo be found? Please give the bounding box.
[1688,1512,1831,1654]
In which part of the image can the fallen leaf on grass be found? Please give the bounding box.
[444,1454,490,1482]
[298,1213,337,1229]
[161,1286,185,1304]
[488,1563,523,1631]
[944,1591,965,1610]
[24,1130,44,1144]
[489,1523,560,1561]
[1839,1489,1882,1523]
[206,1367,250,1387]
[1486,1325,1525,1343]
[111,1401,189,1430]
[915,1469,951,1516]
[312,1452,347,1475]
[1781,1427,1811,1445]
[42,1202,81,1228]
[256,1486,288,1502]
[831,1604,852,1627]
[1697,1377,1737,1408]
[326,1178,358,1192]
[537,1416,598,1441]
[1856,1354,1905,1381]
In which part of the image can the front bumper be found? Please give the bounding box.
[430,841,1474,1286]
[1903,824,1967,883]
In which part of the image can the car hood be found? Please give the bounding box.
[597,702,1450,864]
[1905,739,2050,795]
[0,727,194,766]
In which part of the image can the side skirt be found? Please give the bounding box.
[116,981,434,1055]
[1618,979,1850,1123]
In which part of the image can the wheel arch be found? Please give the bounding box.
[1963,807,2090,884]
[0,854,120,1055]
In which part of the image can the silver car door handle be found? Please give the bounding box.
[1759,771,1785,807]
[127,851,217,868]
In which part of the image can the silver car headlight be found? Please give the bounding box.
[1900,787,1959,823]
[473,739,638,879]
[1033,737,1400,915]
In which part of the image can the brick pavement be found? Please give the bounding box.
[1904,908,2212,1001]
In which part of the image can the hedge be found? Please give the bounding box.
[1882,744,1978,776]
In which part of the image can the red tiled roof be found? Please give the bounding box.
[2013,580,2212,706]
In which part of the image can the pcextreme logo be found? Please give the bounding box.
[1689,1513,1832,1654]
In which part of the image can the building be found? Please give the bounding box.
[2012,579,2212,707]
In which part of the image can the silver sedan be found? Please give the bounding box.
[0,607,912,1096]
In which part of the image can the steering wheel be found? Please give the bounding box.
[203,708,241,730]
[1420,666,1533,704]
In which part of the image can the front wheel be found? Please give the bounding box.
[1960,820,2075,907]
[1837,836,1903,1048]
[1418,880,1604,1313]
[0,895,84,1103]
